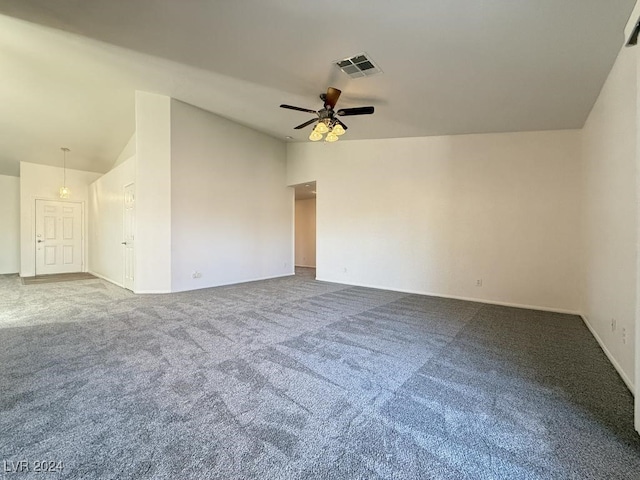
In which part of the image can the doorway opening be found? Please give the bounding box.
[293,181,316,280]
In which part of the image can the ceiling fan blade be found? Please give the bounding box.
[337,106,374,116]
[280,104,318,114]
[294,118,318,130]
[335,118,348,130]
[325,87,342,109]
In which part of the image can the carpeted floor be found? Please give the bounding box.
[1,268,639,479]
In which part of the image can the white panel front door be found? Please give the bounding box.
[123,183,135,291]
[35,200,83,275]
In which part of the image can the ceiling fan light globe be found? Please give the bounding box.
[315,122,329,134]
[325,133,339,142]
[309,131,323,141]
[332,124,346,136]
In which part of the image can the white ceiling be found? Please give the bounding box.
[0,0,636,176]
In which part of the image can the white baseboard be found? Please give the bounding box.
[90,272,296,295]
[170,272,295,293]
[581,314,634,394]
[425,292,580,315]
[295,264,317,268]
[88,270,124,289]
[315,277,581,315]
[134,290,172,294]
[215,272,295,287]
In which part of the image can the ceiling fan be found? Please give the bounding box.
[280,87,374,142]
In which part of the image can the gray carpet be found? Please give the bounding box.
[1,268,639,479]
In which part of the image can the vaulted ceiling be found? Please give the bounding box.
[0,0,636,176]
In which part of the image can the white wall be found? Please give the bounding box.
[0,175,20,274]
[581,45,637,392]
[112,133,136,169]
[135,91,172,293]
[88,158,135,286]
[295,198,316,267]
[19,162,101,277]
[287,130,582,313]
[170,99,292,292]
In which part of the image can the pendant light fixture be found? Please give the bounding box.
[59,147,71,199]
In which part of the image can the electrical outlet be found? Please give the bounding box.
[192,271,202,279]
[476,279,483,287]
[611,318,616,331]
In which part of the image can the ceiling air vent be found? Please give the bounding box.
[334,53,382,78]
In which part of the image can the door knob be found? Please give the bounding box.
[37,240,44,243]
[121,242,127,245]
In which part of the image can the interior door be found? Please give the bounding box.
[35,200,83,275]
[123,183,135,291]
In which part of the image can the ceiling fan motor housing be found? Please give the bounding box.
[279,87,374,134]
[318,109,332,122]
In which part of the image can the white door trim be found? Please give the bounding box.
[123,182,135,291]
